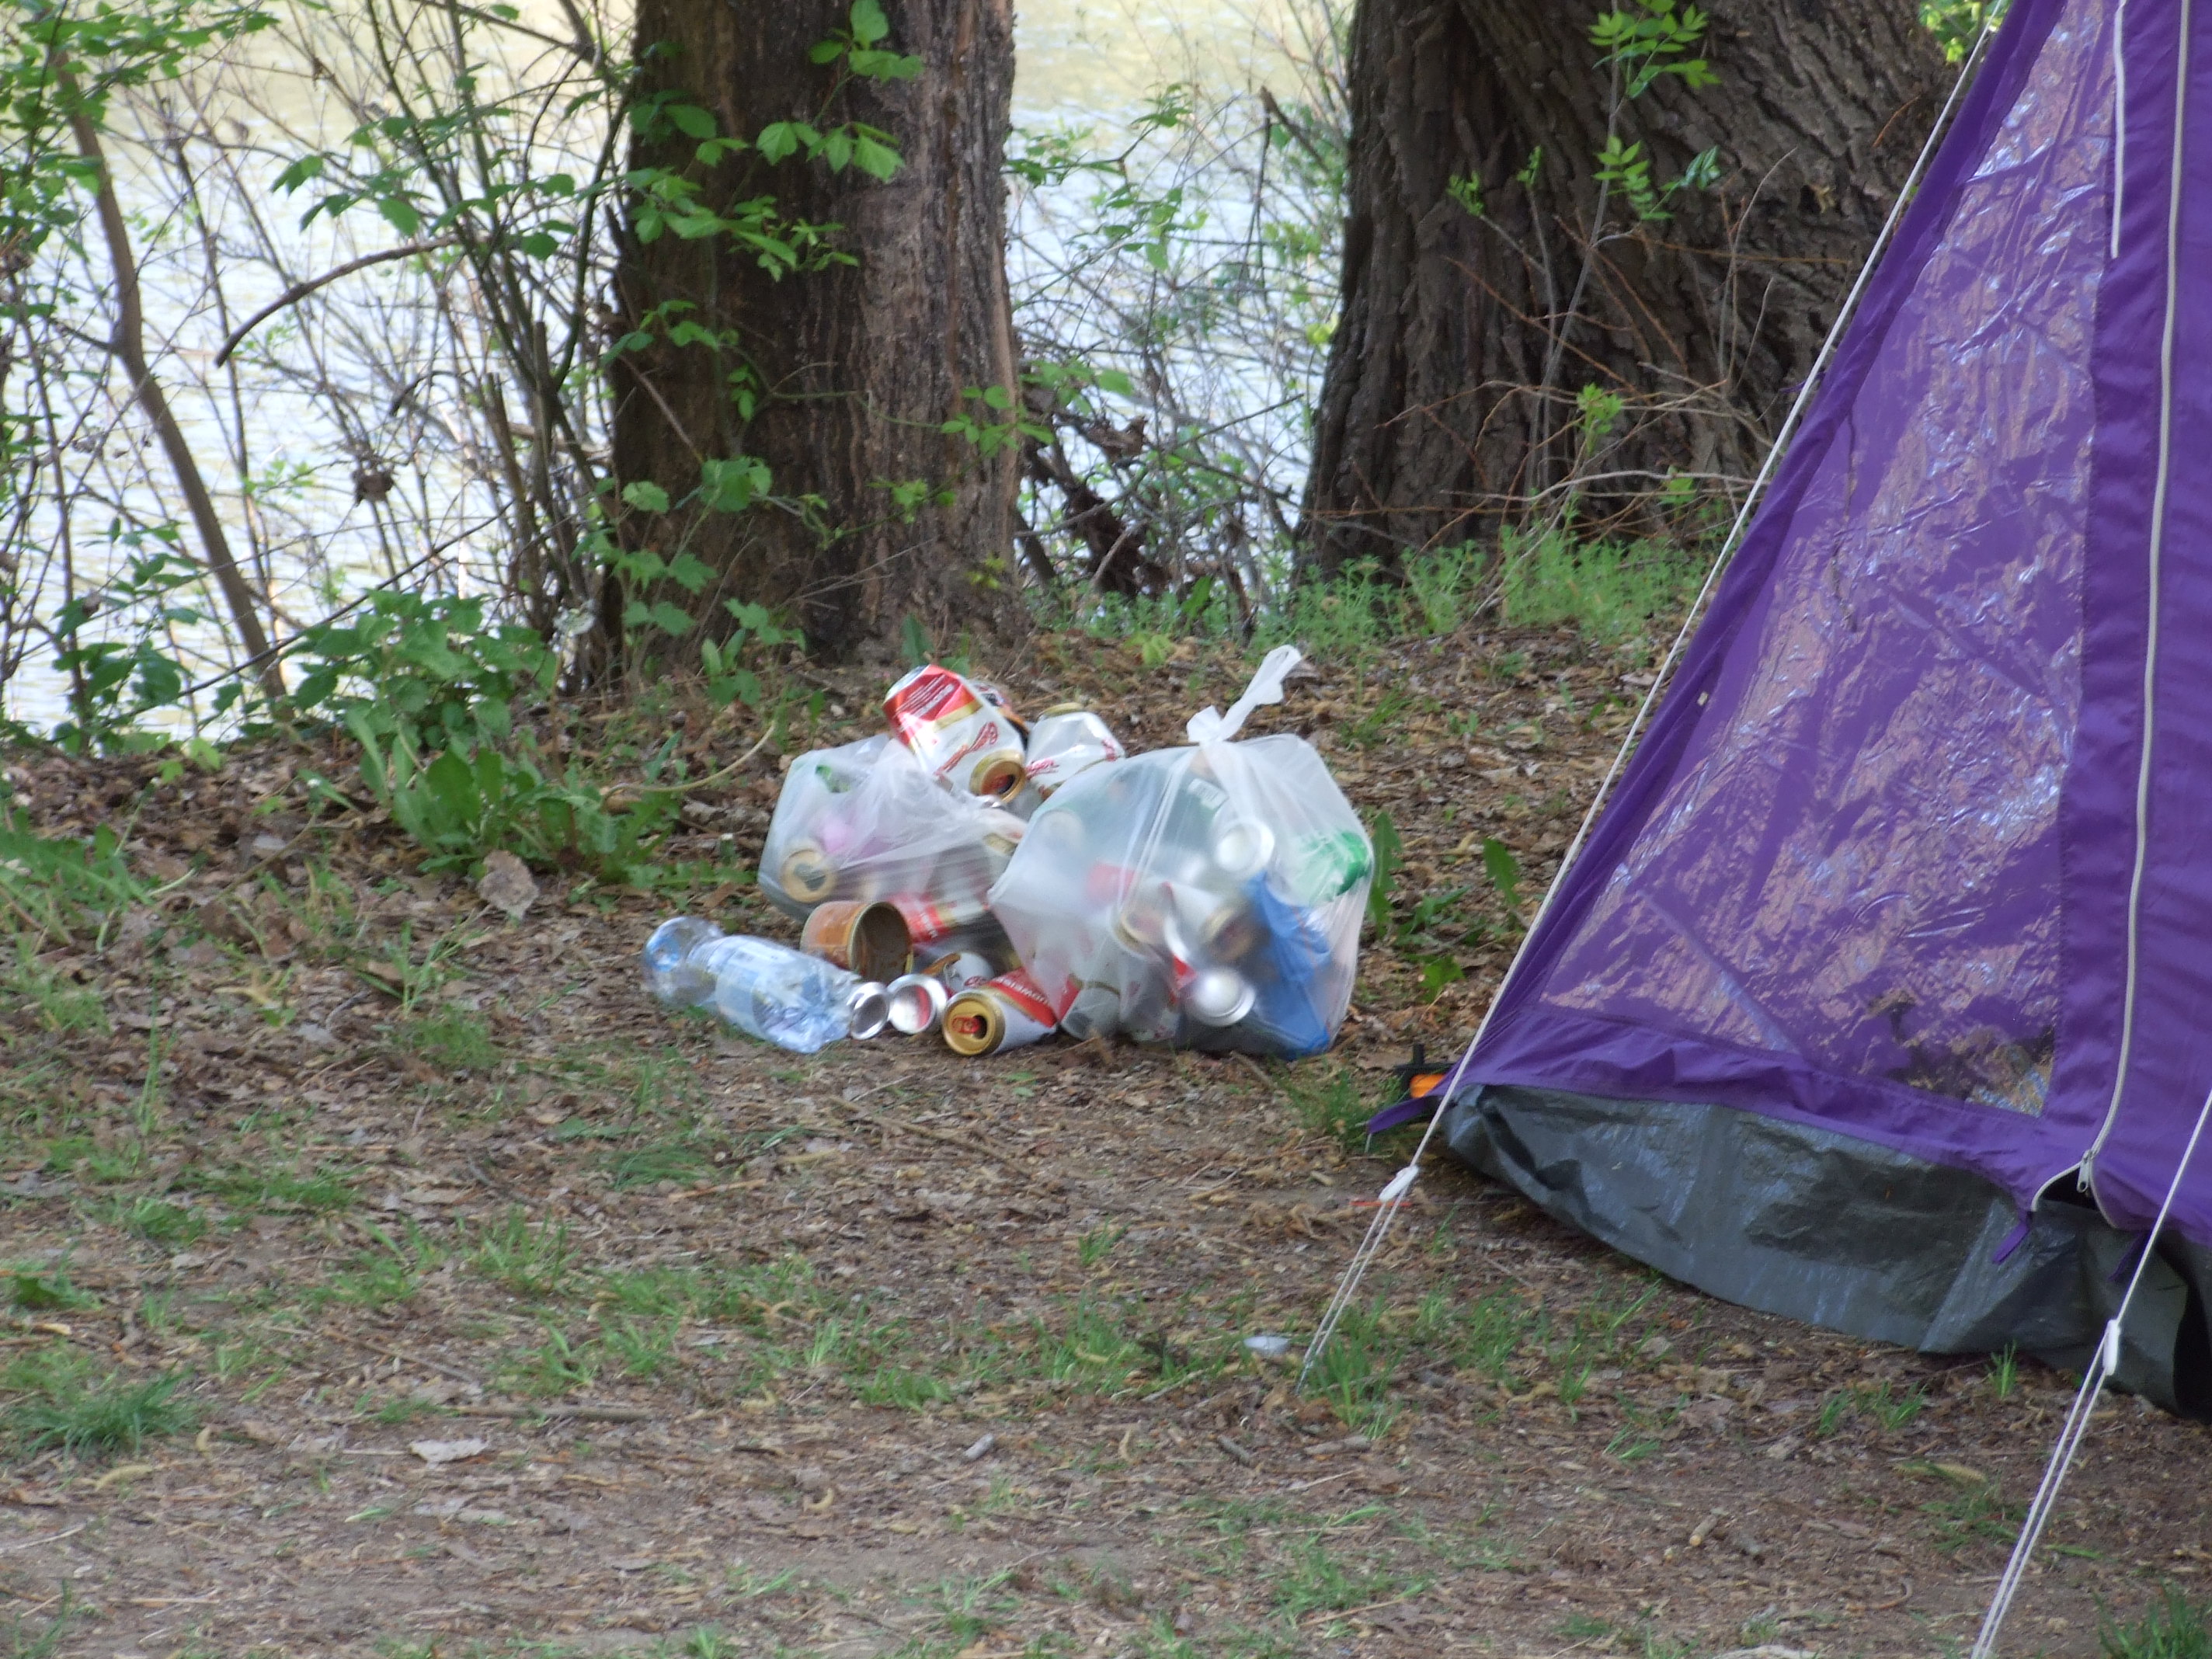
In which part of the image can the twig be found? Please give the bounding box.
[829,1097,1031,1175]
[213,239,464,367]
[327,1330,481,1386]
[447,1402,653,1424]
[0,1524,85,1554]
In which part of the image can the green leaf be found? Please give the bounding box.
[1481,836,1522,913]
[621,481,671,513]
[850,0,890,45]
[849,49,923,80]
[377,195,422,236]
[698,455,770,513]
[1094,368,1134,395]
[666,102,716,140]
[273,154,325,192]
[822,127,853,172]
[516,230,558,259]
[756,122,809,164]
[648,601,696,637]
[850,132,903,179]
[665,552,714,594]
[1365,811,1403,937]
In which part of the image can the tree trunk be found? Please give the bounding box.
[1304,0,1951,572]
[611,0,1021,663]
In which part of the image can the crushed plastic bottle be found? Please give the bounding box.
[643,917,890,1053]
[643,916,724,1006]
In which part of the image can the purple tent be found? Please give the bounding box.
[1434,0,2212,1410]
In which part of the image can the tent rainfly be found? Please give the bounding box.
[1407,0,2212,1415]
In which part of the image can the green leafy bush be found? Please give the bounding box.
[349,722,680,880]
[286,591,555,753]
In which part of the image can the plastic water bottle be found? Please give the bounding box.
[643,918,890,1053]
[643,916,725,1006]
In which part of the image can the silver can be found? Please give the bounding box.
[885,972,950,1035]
[1023,707,1125,798]
[1210,818,1277,881]
[1182,965,1255,1027]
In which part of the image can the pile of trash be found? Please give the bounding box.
[643,646,1374,1059]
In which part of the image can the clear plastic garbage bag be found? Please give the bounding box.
[758,734,1025,924]
[988,647,1372,1057]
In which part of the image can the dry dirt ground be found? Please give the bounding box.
[1,630,2206,1659]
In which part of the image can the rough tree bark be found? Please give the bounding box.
[611,0,1021,662]
[1305,0,1951,572]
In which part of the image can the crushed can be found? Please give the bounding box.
[884,665,1028,801]
[942,969,1059,1056]
[920,948,999,993]
[1024,705,1125,798]
[887,891,994,946]
[798,900,912,984]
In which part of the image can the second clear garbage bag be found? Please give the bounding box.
[758,733,1024,921]
[987,648,1372,1057]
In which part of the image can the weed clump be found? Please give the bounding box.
[4,1348,199,1460]
[2104,1586,2212,1659]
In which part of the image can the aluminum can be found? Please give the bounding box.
[1210,818,1277,882]
[887,891,993,944]
[1174,882,1264,962]
[883,665,1028,800]
[885,972,950,1035]
[798,900,912,984]
[1024,707,1125,798]
[942,969,1059,1056]
[846,982,892,1040]
[1283,828,1375,904]
[1180,962,1256,1027]
[920,948,998,993]
[777,843,840,904]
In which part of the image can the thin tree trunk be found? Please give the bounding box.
[610,0,1022,663]
[1304,0,1950,573]
[61,67,284,701]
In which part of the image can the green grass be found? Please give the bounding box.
[468,1208,574,1298]
[1075,1224,1126,1269]
[498,1326,596,1396]
[107,1195,209,1247]
[1495,530,1703,642]
[2106,1588,2212,1659]
[8,1268,96,1312]
[1278,1066,1376,1149]
[0,1586,73,1659]
[5,944,109,1034]
[1268,1533,1425,1622]
[395,1007,499,1071]
[1816,1376,1928,1436]
[1066,532,1701,666]
[605,1139,714,1190]
[178,1163,356,1215]
[3,1348,199,1459]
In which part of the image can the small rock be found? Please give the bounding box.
[962,1433,997,1462]
[1243,1334,1293,1362]
[475,850,538,920]
[411,1437,489,1466]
